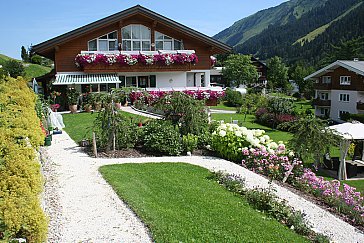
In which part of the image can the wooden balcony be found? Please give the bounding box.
[314,83,332,90]
[313,98,331,106]
[357,102,364,110]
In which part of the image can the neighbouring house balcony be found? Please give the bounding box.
[75,50,199,73]
[357,102,364,110]
[313,98,331,106]
[314,83,332,90]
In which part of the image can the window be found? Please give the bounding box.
[155,31,183,50]
[258,72,263,77]
[340,76,351,85]
[339,110,349,119]
[339,94,350,102]
[320,92,329,100]
[126,76,137,87]
[121,75,156,88]
[88,31,118,51]
[322,76,331,84]
[320,108,330,117]
[122,25,151,51]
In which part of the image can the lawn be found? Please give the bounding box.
[209,101,237,111]
[62,111,148,143]
[100,163,307,242]
[211,113,292,143]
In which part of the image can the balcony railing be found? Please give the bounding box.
[314,83,332,90]
[313,98,331,106]
[357,102,364,110]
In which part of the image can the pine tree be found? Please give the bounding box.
[21,46,29,62]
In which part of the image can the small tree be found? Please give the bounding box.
[31,55,43,65]
[287,115,340,167]
[21,46,29,62]
[222,54,258,87]
[267,56,289,91]
[289,62,315,98]
[3,59,25,78]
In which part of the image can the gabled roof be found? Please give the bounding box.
[304,60,364,80]
[33,5,231,58]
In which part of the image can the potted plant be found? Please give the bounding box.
[66,88,79,113]
[82,93,93,112]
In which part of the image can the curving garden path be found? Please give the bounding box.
[42,131,364,243]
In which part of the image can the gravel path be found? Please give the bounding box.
[42,131,364,243]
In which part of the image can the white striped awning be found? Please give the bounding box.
[53,73,120,85]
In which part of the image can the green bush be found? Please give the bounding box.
[182,134,198,153]
[93,110,140,150]
[0,77,47,242]
[2,59,25,78]
[142,120,182,155]
[224,88,243,107]
[155,92,208,136]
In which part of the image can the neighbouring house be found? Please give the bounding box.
[32,5,231,96]
[209,57,268,89]
[304,59,364,121]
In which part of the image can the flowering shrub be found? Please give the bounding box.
[211,122,273,162]
[129,90,225,104]
[241,147,303,181]
[75,53,198,68]
[255,107,297,130]
[299,169,364,226]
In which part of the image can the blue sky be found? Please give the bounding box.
[0,0,287,59]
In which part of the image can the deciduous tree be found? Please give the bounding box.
[222,54,258,87]
[267,56,289,91]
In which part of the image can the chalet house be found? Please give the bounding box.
[304,60,364,121]
[32,5,231,94]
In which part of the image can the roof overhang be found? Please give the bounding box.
[33,5,232,59]
[304,60,364,80]
[54,73,120,85]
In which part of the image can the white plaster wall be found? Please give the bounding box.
[186,73,195,87]
[156,72,187,88]
[330,90,359,120]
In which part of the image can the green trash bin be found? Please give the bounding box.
[44,135,52,146]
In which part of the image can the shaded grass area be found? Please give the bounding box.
[62,111,148,143]
[209,101,238,111]
[100,163,307,243]
[211,113,292,143]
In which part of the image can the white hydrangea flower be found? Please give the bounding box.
[219,130,226,137]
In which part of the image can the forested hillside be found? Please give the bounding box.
[214,0,364,66]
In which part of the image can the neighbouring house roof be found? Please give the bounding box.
[54,73,120,85]
[32,5,231,59]
[304,60,364,80]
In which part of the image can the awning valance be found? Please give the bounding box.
[54,73,120,85]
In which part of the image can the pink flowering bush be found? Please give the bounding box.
[241,147,303,181]
[75,53,198,68]
[299,169,364,226]
[129,90,225,104]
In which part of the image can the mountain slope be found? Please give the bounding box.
[214,0,364,66]
[0,54,52,79]
[214,0,327,47]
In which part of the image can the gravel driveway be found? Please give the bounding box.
[42,131,364,243]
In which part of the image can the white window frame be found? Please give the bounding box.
[339,93,350,102]
[257,72,263,77]
[319,92,329,100]
[322,76,331,84]
[338,110,349,119]
[340,76,351,85]
[88,30,118,52]
[121,24,151,51]
[155,31,183,51]
[320,108,329,116]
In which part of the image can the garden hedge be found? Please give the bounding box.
[0,77,47,242]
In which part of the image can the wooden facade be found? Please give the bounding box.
[314,67,364,91]
[33,5,231,74]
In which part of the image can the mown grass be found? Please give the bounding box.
[100,163,307,243]
[209,101,238,111]
[62,111,148,143]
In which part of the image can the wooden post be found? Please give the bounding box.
[282,164,295,183]
[92,132,98,158]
